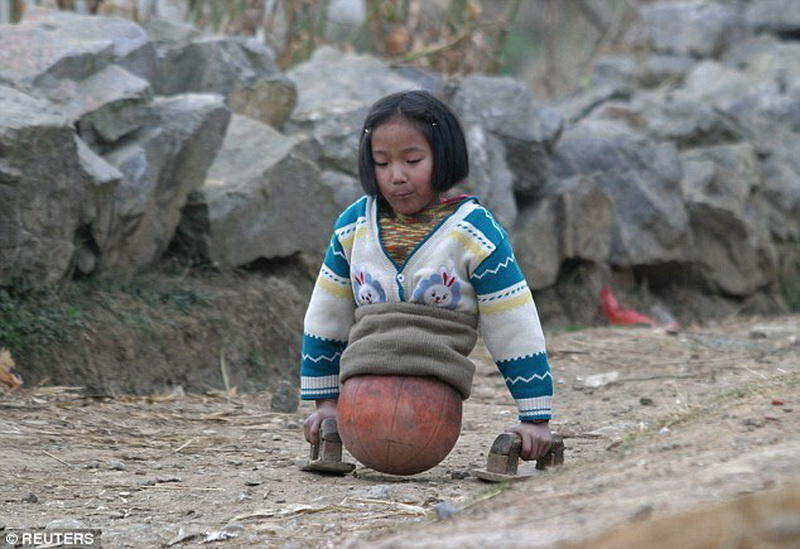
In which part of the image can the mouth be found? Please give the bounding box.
[392,192,413,199]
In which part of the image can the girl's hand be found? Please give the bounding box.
[505,421,552,461]
[303,399,338,445]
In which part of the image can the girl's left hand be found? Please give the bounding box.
[505,421,552,461]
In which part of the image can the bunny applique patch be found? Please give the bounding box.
[352,267,386,305]
[411,266,462,310]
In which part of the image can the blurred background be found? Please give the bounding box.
[0,0,658,100]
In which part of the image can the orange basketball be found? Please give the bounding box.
[337,375,462,475]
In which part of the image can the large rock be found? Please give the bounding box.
[0,86,120,286]
[0,12,153,149]
[640,1,746,59]
[681,144,778,295]
[173,115,340,268]
[746,0,800,36]
[742,119,800,243]
[100,94,231,275]
[591,95,747,150]
[513,175,614,290]
[678,54,800,132]
[462,123,517,227]
[552,120,690,267]
[639,54,696,87]
[451,75,562,197]
[155,36,297,128]
[285,46,419,175]
[21,7,159,83]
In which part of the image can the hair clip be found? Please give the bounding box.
[431,122,438,127]
[364,128,370,134]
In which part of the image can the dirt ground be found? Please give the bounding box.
[1,314,799,548]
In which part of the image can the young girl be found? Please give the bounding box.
[300,90,553,462]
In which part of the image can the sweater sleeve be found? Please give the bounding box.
[468,214,553,421]
[300,214,357,400]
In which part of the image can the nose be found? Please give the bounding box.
[390,164,406,185]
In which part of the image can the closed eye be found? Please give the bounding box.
[407,159,422,165]
[374,161,388,167]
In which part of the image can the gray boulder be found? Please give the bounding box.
[681,144,778,295]
[512,197,560,290]
[0,86,120,286]
[552,120,690,267]
[174,115,340,268]
[100,94,231,276]
[743,118,800,243]
[22,7,158,83]
[608,95,747,150]
[462,123,517,227]
[451,75,562,197]
[681,60,800,133]
[321,170,363,210]
[0,13,153,149]
[513,175,614,290]
[156,36,297,128]
[746,0,800,36]
[285,46,419,175]
[640,55,696,87]
[640,1,746,58]
[70,65,153,148]
[591,55,641,92]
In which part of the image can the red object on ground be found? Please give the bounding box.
[600,286,658,326]
[338,375,462,475]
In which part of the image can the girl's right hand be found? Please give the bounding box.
[303,398,338,445]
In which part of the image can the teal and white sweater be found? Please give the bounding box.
[300,195,553,421]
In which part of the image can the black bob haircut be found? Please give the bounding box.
[357,90,469,197]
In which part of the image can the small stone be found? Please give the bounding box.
[358,485,392,499]
[270,380,299,413]
[434,501,458,519]
[275,498,286,503]
[227,459,244,466]
[749,329,767,339]
[771,399,784,406]
[23,492,38,503]
[639,397,654,406]
[46,519,85,530]
[244,478,262,487]
[107,459,127,471]
[659,427,670,434]
[742,417,762,428]
[630,504,654,521]
[450,470,470,480]
[155,476,182,483]
[285,422,299,430]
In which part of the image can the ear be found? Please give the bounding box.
[443,271,456,287]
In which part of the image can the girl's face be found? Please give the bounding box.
[371,117,437,216]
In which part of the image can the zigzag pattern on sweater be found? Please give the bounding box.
[505,371,553,384]
[301,351,342,363]
[472,254,516,279]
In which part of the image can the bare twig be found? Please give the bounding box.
[43,450,73,467]
[174,437,197,453]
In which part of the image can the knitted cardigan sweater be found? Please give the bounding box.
[300,195,553,421]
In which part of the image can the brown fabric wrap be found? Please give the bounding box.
[340,302,479,399]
